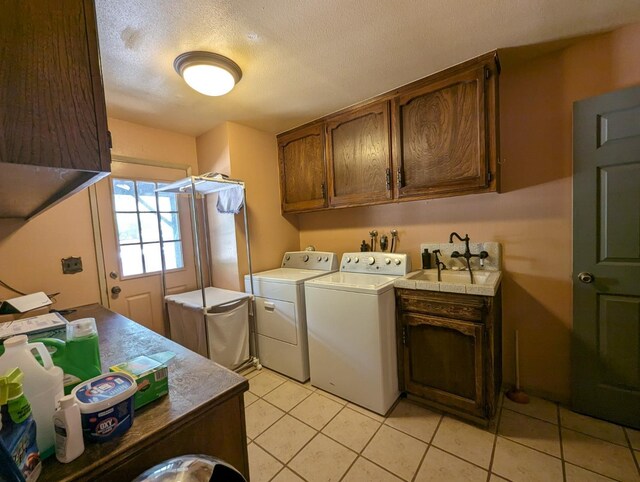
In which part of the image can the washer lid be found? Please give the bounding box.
[304,271,399,294]
[246,268,335,285]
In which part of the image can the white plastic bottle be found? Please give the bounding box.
[0,335,64,454]
[53,394,85,463]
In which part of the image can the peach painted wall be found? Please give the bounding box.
[197,122,299,291]
[297,23,640,402]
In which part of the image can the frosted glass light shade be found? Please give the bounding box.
[174,51,242,97]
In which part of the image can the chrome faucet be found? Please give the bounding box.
[449,232,489,284]
[432,249,447,282]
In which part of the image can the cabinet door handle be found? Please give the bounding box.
[386,168,391,191]
[264,302,276,311]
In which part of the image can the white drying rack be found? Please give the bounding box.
[155,173,260,373]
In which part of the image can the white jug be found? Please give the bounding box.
[0,335,64,454]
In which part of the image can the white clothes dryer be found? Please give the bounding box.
[244,251,338,382]
[304,252,411,415]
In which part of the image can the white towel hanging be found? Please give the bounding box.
[216,185,245,214]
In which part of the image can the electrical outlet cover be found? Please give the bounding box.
[61,256,83,274]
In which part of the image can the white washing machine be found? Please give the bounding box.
[305,252,411,415]
[244,251,338,382]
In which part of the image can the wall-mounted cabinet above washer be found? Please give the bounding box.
[276,51,499,214]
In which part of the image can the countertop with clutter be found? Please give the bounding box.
[34,304,249,481]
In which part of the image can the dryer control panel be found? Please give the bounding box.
[281,251,338,271]
[340,252,411,276]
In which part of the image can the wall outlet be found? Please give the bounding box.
[61,256,83,274]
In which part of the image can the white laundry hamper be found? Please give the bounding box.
[165,287,251,369]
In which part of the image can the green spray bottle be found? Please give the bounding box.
[41,318,101,395]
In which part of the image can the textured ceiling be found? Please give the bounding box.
[95,0,640,136]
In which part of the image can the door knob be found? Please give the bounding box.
[111,286,122,295]
[577,272,595,284]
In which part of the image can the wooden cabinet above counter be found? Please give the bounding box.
[276,52,499,214]
[0,0,111,220]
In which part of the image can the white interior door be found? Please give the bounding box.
[94,160,198,335]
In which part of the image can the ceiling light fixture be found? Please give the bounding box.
[173,51,242,96]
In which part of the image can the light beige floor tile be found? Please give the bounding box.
[244,391,258,407]
[316,388,349,405]
[499,409,561,457]
[562,428,639,481]
[255,414,316,463]
[322,406,381,452]
[384,399,441,443]
[347,402,386,422]
[502,394,558,424]
[263,381,313,412]
[247,442,283,482]
[245,399,285,439]
[290,392,343,430]
[342,456,403,482]
[492,437,563,482]
[271,468,305,482]
[249,371,286,397]
[565,463,618,481]
[240,367,262,379]
[362,424,427,481]
[627,428,640,449]
[559,407,627,445]
[415,446,487,482]
[432,416,495,469]
[289,433,357,482]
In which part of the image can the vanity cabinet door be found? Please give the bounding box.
[325,101,392,207]
[278,124,327,213]
[392,57,499,200]
[401,312,486,418]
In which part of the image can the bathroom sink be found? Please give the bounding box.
[394,269,502,296]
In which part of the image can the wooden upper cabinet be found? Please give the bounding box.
[392,55,499,200]
[0,0,111,219]
[326,101,392,207]
[278,124,327,213]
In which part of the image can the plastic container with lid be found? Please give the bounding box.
[0,334,64,457]
[71,372,136,442]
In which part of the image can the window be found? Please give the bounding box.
[112,179,184,277]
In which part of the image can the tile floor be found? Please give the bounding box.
[241,368,640,482]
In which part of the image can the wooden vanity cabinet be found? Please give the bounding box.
[392,54,499,200]
[0,0,111,220]
[325,101,392,207]
[396,288,502,425]
[278,124,328,213]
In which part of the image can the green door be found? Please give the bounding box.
[572,85,640,428]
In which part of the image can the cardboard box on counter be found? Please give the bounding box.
[109,353,172,410]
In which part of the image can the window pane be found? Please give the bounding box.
[137,181,157,212]
[159,212,180,241]
[115,213,140,244]
[113,180,136,211]
[163,242,184,270]
[139,213,160,242]
[143,243,162,272]
[120,244,143,276]
[157,186,178,211]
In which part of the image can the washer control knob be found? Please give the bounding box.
[354,257,360,263]
[368,256,375,265]
[346,256,351,263]
[385,258,391,265]
[394,259,402,266]
[285,255,290,261]
[317,256,322,262]
[324,256,329,262]
[303,255,309,262]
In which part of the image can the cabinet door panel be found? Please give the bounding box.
[394,67,488,199]
[278,124,327,213]
[403,313,485,417]
[326,101,392,206]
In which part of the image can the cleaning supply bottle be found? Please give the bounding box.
[0,335,64,458]
[0,367,42,482]
[53,394,84,463]
[41,318,101,395]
